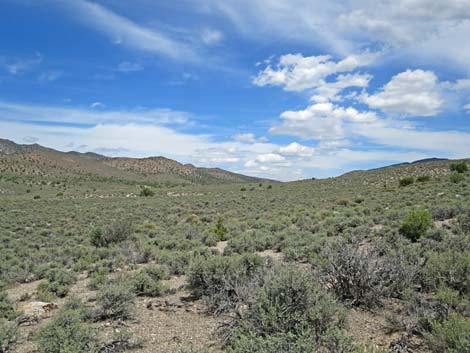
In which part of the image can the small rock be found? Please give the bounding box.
[20,301,58,321]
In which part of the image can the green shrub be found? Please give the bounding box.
[399,177,415,187]
[457,211,470,234]
[224,234,257,255]
[227,267,350,353]
[95,279,135,320]
[450,173,465,183]
[321,239,416,307]
[423,250,470,293]
[37,268,76,299]
[139,187,155,197]
[337,199,350,206]
[89,228,106,248]
[450,162,468,174]
[188,254,266,313]
[131,266,167,297]
[38,307,98,353]
[155,250,193,275]
[87,268,108,290]
[417,175,431,182]
[425,315,470,353]
[212,217,228,241]
[400,209,433,242]
[354,196,365,204]
[0,291,15,320]
[0,319,17,352]
[89,219,133,247]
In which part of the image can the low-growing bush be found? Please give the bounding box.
[227,267,350,353]
[37,268,76,299]
[0,319,17,353]
[423,250,470,293]
[188,254,267,313]
[154,250,195,275]
[425,314,470,353]
[432,206,462,221]
[212,217,228,241]
[337,199,351,206]
[131,266,167,297]
[87,268,108,290]
[224,234,257,255]
[38,306,98,353]
[90,219,133,247]
[399,177,415,187]
[320,238,416,308]
[95,279,135,320]
[354,196,365,204]
[0,290,15,320]
[450,162,468,174]
[417,175,431,183]
[449,173,465,184]
[400,209,433,242]
[139,187,155,197]
[457,211,470,234]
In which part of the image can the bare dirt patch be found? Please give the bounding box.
[7,273,222,353]
[211,241,228,255]
[255,249,284,262]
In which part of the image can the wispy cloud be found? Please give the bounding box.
[90,102,106,109]
[38,70,63,83]
[1,52,42,75]
[200,28,223,45]
[117,61,143,73]
[201,0,470,70]
[63,0,199,61]
[0,101,192,126]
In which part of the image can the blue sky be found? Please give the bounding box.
[1,0,470,180]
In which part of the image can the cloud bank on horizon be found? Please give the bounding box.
[1,0,470,180]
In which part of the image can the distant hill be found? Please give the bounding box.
[0,139,268,185]
[338,157,469,187]
[381,157,450,169]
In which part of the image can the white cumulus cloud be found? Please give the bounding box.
[271,102,376,141]
[362,69,443,116]
[279,142,315,156]
[253,52,376,92]
[256,153,285,163]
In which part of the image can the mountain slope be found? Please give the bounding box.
[0,139,267,185]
